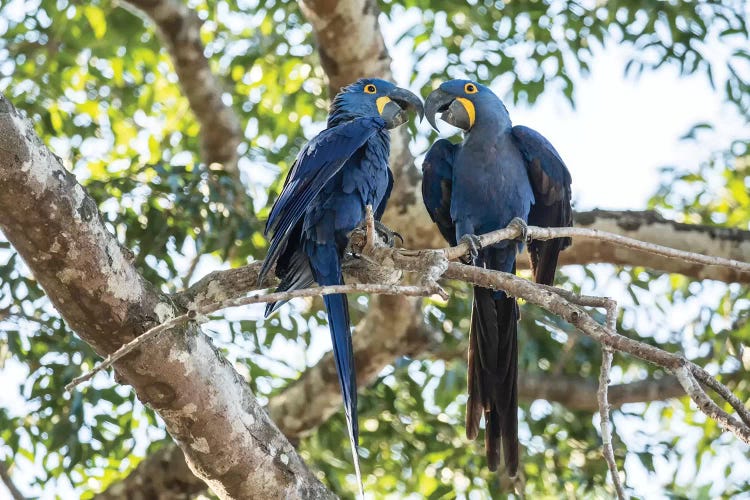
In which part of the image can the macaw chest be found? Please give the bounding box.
[451,145,533,227]
[339,141,390,206]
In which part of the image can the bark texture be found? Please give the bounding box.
[0,94,332,499]
[299,0,391,95]
[564,210,750,282]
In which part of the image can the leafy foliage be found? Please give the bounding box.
[0,0,749,497]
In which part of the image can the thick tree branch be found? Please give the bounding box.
[299,0,390,96]
[0,95,331,499]
[93,445,206,499]
[121,0,242,178]
[561,210,750,282]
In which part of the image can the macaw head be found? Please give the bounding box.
[329,78,424,129]
[424,79,509,132]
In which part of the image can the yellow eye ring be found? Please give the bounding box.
[464,83,478,94]
[364,84,377,94]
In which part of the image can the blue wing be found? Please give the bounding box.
[374,167,393,220]
[422,138,458,246]
[259,116,386,282]
[511,125,573,284]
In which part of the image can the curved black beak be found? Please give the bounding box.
[381,87,424,129]
[424,88,472,132]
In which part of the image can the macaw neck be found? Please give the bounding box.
[327,114,352,127]
[465,113,512,145]
[327,105,366,127]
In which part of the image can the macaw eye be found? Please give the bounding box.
[364,84,377,94]
[464,83,478,94]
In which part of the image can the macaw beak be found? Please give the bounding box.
[379,87,424,129]
[425,88,474,132]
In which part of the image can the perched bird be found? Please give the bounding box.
[258,79,423,492]
[422,80,572,476]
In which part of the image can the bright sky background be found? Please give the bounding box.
[2,4,749,499]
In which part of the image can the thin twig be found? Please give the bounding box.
[690,365,750,427]
[182,252,202,289]
[542,287,627,495]
[0,306,11,322]
[443,225,750,273]
[66,282,437,391]
[442,262,750,445]
[363,204,376,254]
[598,347,627,499]
[76,220,750,448]
[674,363,750,443]
[0,461,26,500]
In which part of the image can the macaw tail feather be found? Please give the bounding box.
[322,292,363,495]
[526,194,571,286]
[264,248,315,317]
[466,284,519,477]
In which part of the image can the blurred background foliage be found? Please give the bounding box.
[0,0,749,497]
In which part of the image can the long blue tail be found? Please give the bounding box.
[309,241,363,495]
[322,292,362,494]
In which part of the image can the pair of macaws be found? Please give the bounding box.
[258,78,572,488]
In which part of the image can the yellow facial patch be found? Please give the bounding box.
[455,97,475,128]
[376,96,392,115]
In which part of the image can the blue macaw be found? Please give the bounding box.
[422,80,572,476]
[258,78,423,489]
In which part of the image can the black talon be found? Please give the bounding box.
[374,220,402,248]
[459,234,483,264]
[508,217,529,243]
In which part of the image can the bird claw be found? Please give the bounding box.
[459,234,482,264]
[374,220,403,248]
[508,217,529,243]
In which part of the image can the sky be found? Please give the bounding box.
[2,3,749,499]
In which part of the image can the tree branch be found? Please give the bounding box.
[599,347,627,500]
[121,0,242,178]
[442,262,750,445]
[0,462,26,500]
[0,94,331,499]
[67,282,438,391]
[444,220,750,278]
[562,210,750,282]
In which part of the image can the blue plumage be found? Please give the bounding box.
[423,80,572,476]
[259,78,423,493]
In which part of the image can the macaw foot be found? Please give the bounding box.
[374,220,404,248]
[459,234,483,264]
[508,217,529,243]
